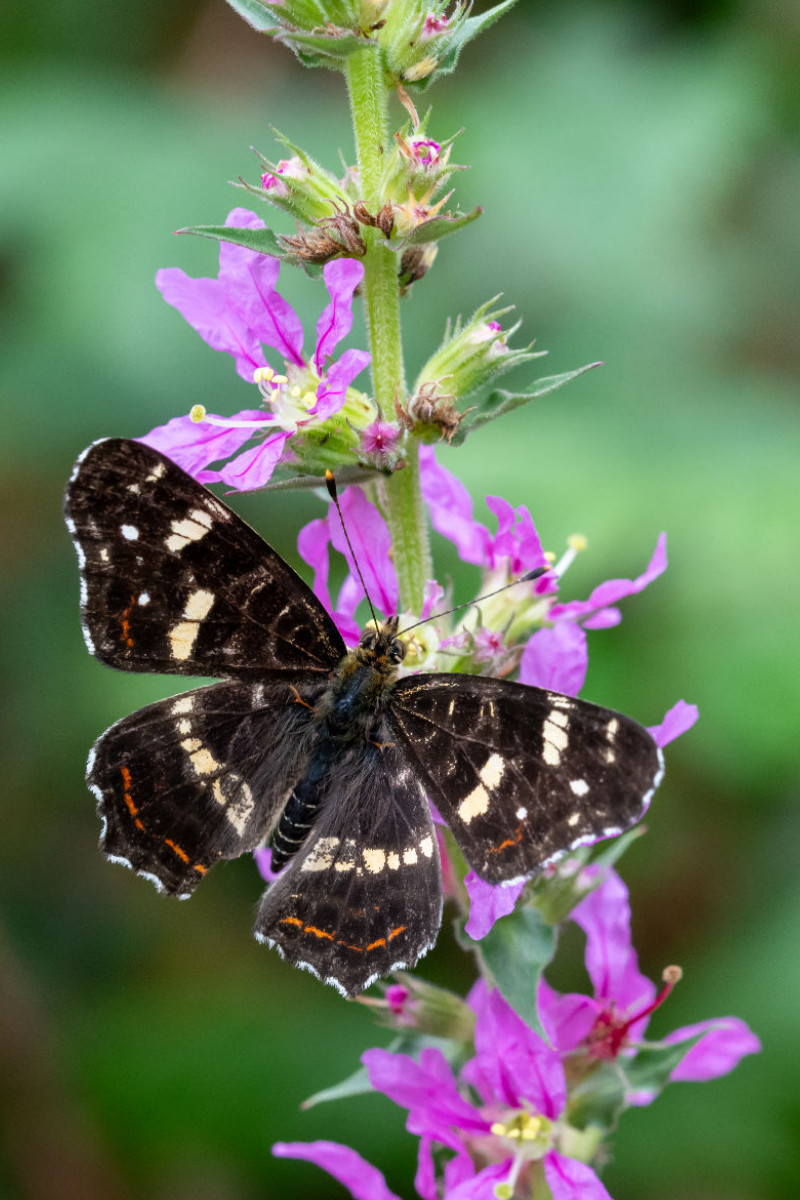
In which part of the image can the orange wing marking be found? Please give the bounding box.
[488,825,523,855]
[163,838,190,864]
[119,595,136,649]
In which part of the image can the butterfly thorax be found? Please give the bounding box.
[270,618,407,871]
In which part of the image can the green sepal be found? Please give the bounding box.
[389,205,482,250]
[248,464,386,493]
[223,0,277,32]
[409,0,520,91]
[449,361,602,445]
[566,1061,627,1133]
[300,1033,464,1109]
[473,905,557,1038]
[532,828,646,925]
[620,1030,707,1100]
[176,223,324,277]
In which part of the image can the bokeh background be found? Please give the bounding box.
[1,0,798,1197]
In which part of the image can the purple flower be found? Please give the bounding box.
[537,866,760,1098]
[142,208,369,489]
[297,485,398,642]
[360,983,616,1200]
[519,533,668,696]
[419,445,551,580]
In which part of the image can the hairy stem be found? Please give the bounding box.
[345,48,432,612]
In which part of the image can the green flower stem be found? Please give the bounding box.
[344,47,432,612]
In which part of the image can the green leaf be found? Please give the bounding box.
[621,1031,706,1099]
[177,222,284,257]
[389,206,482,250]
[475,906,556,1037]
[300,1034,463,1109]
[567,1062,627,1133]
[451,361,602,444]
[223,0,277,33]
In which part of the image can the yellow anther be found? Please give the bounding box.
[302,391,317,408]
[490,1122,509,1138]
[544,550,557,564]
[253,366,274,384]
[289,385,302,399]
[271,373,288,384]
[189,404,206,423]
[568,534,588,552]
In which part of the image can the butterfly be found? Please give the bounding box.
[65,438,664,997]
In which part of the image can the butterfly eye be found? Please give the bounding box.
[360,630,378,650]
[388,639,407,664]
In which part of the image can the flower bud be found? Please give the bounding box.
[362,972,476,1041]
[413,298,542,406]
[245,137,351,225]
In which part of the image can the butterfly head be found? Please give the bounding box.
[357,615,407,669]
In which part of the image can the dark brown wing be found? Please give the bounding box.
[65,438,345,678]
[90,678,325,897]
[387,674,663,884]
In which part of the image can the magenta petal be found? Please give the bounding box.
[581,607,622,630]
[219,209,305,367]
[544,1151,614,1200]
[156,268,267,382]
[419,446,490,567]
[464,871,525,940]
[648,699,699,747]
[537,979,600,1052]
[253,846,282,883]
[272,1141,401,1200]
[472,988,566,1118]
[664,1017,761,1082]
[138,409,264,477]
[204,430,291,491]
[445,1160,513,1200]
[420,579,445,621]
[328,486,397,616]
[363,1047,488,1135]
[571,868,656,1020]
[315,258,365,373]
[552,533,667,623]
[297,516,333,613]
[485,497,547,575]
[414,1136,437,1200]
[310,347,371,419]
[519,623,588,697]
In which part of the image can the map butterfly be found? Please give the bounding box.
[65,438,664,996]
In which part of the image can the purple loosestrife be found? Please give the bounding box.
[142,208,371,490]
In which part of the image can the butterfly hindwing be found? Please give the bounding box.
[65,439,345,678]
[90,678,325,897]
[387,674,663,885]
[255,732,443,997]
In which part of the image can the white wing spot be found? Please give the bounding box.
[542,740,561,766]
[567,813,581,826]
[138,592,150,605]
[515,806,528,820]
[172,695,194,715]
[387,852,401,870]
[301,837,340,873]
[145,462,166,481]
[479,752,505,789]
[548,709,569,729]
[570,779,589,796]
[169,620,200,661]
[363,848,386,874]
[121,524,139,541]
[166,513,213,553]
[458,783,489,825]
[127,482,140,494]
[100,548,110,563]
[403,847,418,865]
[177,718,192,735]
[180,737,220,776]
[183,589,214,621]
[606,718,620,739]
[419,835,434,859]
[603,747,616,764]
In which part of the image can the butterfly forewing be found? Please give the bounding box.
[66,439,345,678]
[387,674,664,884]
[90,679,325,896]
[255,734,442,997]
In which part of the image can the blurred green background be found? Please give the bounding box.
[1,0,798,1197]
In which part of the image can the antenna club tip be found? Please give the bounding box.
[522,565,550,582]
[325,469,338,501]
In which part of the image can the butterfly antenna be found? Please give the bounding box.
[325,470,380,629]
[399,566,550,636]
